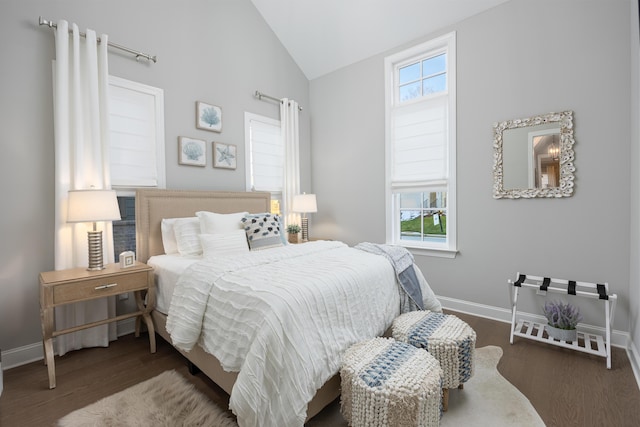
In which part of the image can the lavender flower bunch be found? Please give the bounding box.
[542,300,583,330]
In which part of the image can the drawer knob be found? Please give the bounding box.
[94,283,118,290]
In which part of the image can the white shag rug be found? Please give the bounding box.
[58,346,544,427]
[57,370,236,427]
[440,345,545,427]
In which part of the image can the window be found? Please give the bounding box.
[108,76,166,259]
[109,76,165,190]
[245,112,283,214]
[385,32,457,257]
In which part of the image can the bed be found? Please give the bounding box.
[135,189,440,427]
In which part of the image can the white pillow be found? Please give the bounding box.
[196,211,248,234]
[161,217,197,254]
[200,231,249,259]
[173,217,203,256]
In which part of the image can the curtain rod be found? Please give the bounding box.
[254,90,303,111]
[38,16,157,63]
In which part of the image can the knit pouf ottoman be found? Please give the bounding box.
[340,337,442,427]
[392,310,476,411]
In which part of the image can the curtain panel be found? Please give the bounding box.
[280,98,301,227]
[53,21,117,356]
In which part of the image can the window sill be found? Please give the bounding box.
[398,244,458,259]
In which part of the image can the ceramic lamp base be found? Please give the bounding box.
[301,217,309,242]
[87,230,105,271]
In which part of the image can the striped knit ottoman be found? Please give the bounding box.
[392,310,476,411]
[340,337,442,427]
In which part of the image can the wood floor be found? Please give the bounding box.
[1,311,639,427]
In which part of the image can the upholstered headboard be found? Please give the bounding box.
[135,189,271,263]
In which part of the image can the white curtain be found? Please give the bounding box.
[53,21,117,356]
[280,98,301,227]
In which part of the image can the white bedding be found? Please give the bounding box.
[164,240,440,427]
[147,254,199,314]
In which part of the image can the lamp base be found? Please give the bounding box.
[87,230,105,271]
[301,217,309,242]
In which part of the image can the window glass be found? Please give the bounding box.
[399,192,447,243]
[422,54,446,77]
[399,82,421,102]
[423,74,447,95]
[400,192,422,209]
[113,196,136,261]
[399,62,420,84]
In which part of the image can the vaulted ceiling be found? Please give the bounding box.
[251,0,510,80]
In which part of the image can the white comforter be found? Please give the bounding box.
[166,240,439,427]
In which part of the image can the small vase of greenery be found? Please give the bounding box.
[286,224,301,244]
[542,300,582,342]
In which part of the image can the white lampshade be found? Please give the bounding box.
[292,193,317,213]
[67,189,121,223]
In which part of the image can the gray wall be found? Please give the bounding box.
[0,0,310,352]
[630,0,640,358]
[310,0,634,332]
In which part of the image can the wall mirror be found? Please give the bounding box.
[493,111,575,199]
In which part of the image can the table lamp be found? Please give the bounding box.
[292,193,317,242]
[67,189,121,270]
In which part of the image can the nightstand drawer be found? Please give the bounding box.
[53,270,149,305]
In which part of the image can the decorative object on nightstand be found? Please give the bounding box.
[67,189,121,271]
[39,262,156,389]
[286,224,301,244]
[292,193,317,242]
[119,251,136,268]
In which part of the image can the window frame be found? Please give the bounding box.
[384,32,457,258]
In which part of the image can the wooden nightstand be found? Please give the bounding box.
[39,261,156,389]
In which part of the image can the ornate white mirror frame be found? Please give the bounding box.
[493,110,576,199]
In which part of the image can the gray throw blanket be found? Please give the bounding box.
[355,242,424,313]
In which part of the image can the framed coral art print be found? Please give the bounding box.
[196,101,222,132]
[213,142,237,169]
[178,137,206,167]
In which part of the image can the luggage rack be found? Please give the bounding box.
[507,273,617,369]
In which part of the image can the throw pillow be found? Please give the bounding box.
[241,213,285,250]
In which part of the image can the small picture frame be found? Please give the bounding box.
[178,137,206,166]
[196,101,222,132]
[213,142,237,169]
[119,251,135,268]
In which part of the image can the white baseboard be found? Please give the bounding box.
[1,318,136,371]
[628,339,640,388]
[1,342,43,371]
